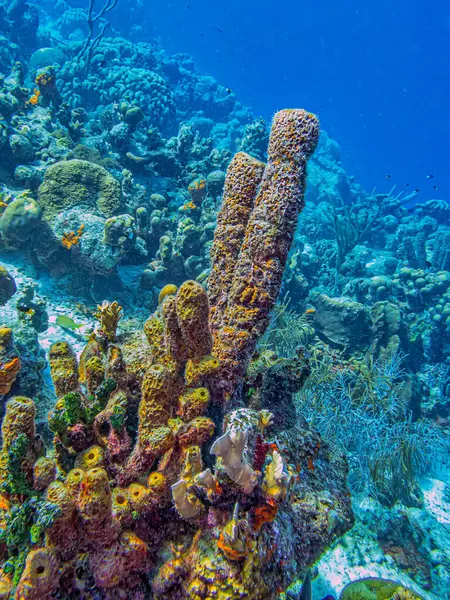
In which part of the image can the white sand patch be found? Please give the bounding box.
[422,478,450,525]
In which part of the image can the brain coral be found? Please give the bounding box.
[37,159,122,221]
[28,47,67,79]
[60,59,176,131]
[0,196,42,242]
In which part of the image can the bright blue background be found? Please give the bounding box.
[138,0,449,199]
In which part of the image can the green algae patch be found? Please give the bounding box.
[37,159,122,221]
[340,577,425,600]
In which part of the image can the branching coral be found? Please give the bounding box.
[320,193,384,293]
[296,349,449,505]
[75,0,120,76]
[61,223,85,249]
[258,293,315,358]
[94,300,123,341]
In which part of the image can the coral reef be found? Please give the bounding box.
[0,15,244,296]
[0,2,448,598]
[0,275,353,598]
[0,108,357,599]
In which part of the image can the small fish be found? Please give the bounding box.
[385,174,392,179]
[226,88,232,94]
[405,182,410,187]
[414,188,420,193]
[56,315,82,331]
[425,174,434,179]
[433,185,438,190]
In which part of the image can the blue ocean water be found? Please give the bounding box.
[144,0,450,199]
[0,0,449,599]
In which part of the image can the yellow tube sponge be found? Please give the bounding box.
[0,327,21,396]
[49,341,79,396]
[112,487,132,523]
[75,445,105,470]
[158,284,178,305]
[177,417,215,448]
[14,548,59,600]
[84,355,105,395]
[211,109,319,399]
[146,471,167,496]
[175,281,212,359]
[143,315,166,363]
[0,570,12,600]
[78,336,103,385]
[162,295,187,365]
[177,387,210,422]
[90,530,149,589]
[44,480,78,555]
[185,355,220,387]
[139,364,176,431]
[1,396,36,452]
[208,152,265,334]
[0,356,21,397]
[64,468,84,501]
[32,457,56,492]
[77,467,112,523]
[46,480,75,518]
[128,483,150,514]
